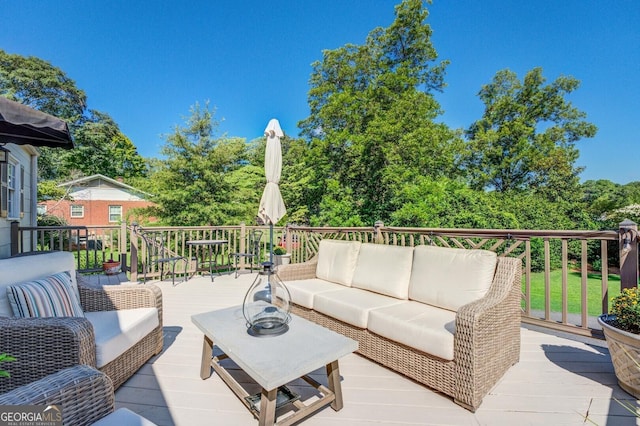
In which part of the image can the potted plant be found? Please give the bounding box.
[272,246,291,266]
[598,287,640,398]
[102,258,121,275]
[0,353,16,378]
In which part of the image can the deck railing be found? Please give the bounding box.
[11,221,638,337]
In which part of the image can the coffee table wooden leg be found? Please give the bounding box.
[200,335,213,379]
[326,360,343,411]
[259,387,277,426]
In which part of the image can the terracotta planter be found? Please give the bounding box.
[598,314,640,399]
[102,261,121,276]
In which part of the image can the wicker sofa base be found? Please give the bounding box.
[291,304,458,402]
[100,325,164,390]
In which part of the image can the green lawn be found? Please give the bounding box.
[524,270,621,316]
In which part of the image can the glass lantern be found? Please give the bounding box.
[242,262,292,337]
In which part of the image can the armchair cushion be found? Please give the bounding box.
[7,272,84,318]
[85,308,159,368]
[0,251,79,317]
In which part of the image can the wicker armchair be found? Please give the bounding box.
[0,252,163,394]
[0,365,115,426]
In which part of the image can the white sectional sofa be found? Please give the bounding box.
[0,251,163,393]
[277,239,522,411]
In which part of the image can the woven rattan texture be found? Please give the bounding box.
[288,256,521,411]
[0,317,96,393]
[79,282,164,389]
[0,365,115,426]
[0,281,163,393]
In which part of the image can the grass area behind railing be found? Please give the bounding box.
[526,270,621,317]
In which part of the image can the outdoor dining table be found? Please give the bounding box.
[186,239,228,281]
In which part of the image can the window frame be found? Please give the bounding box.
[70,204,85,218]
[108,205,123,223]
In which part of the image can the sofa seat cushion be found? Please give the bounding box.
[7,272,84,318]
[368,301,456,361]
[409,245,497,312]
[85,308,159,368]
[351,243,413,299]
[315,240,361,286]
[286,278,347,309]
[314,288,404,328]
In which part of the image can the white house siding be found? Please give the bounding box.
[0,144,37,259]
[70,179,144,201]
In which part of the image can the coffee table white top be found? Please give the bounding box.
[191,305,358,390]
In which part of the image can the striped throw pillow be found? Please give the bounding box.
[7,272,84,318]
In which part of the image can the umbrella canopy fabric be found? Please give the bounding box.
[257,118,286,225]
[0,97,74,149]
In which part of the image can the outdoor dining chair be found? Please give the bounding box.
[139,231,189,286]
[229,229,263,278]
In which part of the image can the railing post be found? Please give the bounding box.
[619,219,638,290]
[285,223,291,254]
[239,223,246,269]
[130,223,139,281]
[374,221,384,244]
[119,221,128,274]
[10,221,19,256]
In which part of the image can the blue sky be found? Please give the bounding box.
[2,1,639,183]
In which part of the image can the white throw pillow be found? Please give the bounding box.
[315,240,361,286]
[351,243,413,299]
[409,245,497,311]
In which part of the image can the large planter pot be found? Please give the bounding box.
[102,261,121,275]
[598,314,640,399]
[273,254,291,267]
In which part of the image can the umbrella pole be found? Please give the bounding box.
[269,223,274,265]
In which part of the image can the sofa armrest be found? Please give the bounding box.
[453,256,522,410]
[0,365,115,425]
[276,260,318,281]
[0,317,96,394]
[78,281,163,317]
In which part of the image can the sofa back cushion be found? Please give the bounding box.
[0,251,79,317]
[409,245,497,311]
[351,243,413,299]
[316,240,361,286]
[7,271,84,318]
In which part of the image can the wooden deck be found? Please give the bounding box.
[114,272,640,425]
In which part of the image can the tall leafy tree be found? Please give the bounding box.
[1,50,149,184]
[147,102,247,226]
[0,50,86,122]
[66,110,147,179]
[464,67,597,195]
[298,0,458,225]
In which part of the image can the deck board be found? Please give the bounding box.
[114,273,640,425]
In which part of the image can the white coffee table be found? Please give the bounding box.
[191,305,358,426]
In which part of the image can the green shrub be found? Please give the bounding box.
[611,287,640,334]
[273,246,287,255]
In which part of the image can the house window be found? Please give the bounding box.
[6,162,19,218]
[70,205,84,218]
[109,205,122,223]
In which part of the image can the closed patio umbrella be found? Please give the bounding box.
[257,118,286,263]
[0,97,74,148]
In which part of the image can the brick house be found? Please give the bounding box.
[40,174,156,226]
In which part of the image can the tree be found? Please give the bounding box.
[65,110,147,179]
[464,67,597,194]
[0,50,86,122]
[298,0,458,225]
[147,102,247,226]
